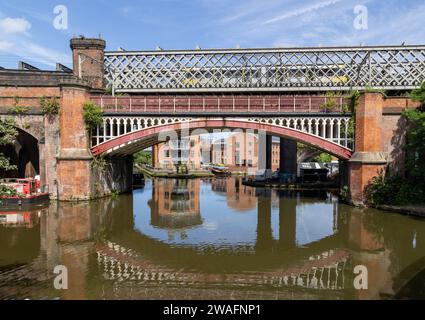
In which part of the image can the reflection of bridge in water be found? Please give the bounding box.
[99,179,351,296]
[96,241,350,292]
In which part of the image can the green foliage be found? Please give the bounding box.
[410,81,425,105]
[350,90,360,110]
[91,156,108,172]
[0,119,20,192]
[342,90,360,141]
[134,150,152,166]
[104,87,113,95]
[40,96,60,115]
[0,154,17,171]
[365,108,425,206]
[313,152,332,163]
[364,172,424,206]
[0,184,24,198]
[340,185,349,202]
[0,118,18,172]
[111,189,119,198]
[402,108,425,182]
[0,118,18,146]
[320,92,337,111]
[8,105,30,115]
[7,96,29,114]
[341,104,350,113]
[83,101,103,130]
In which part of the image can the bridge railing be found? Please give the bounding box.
[104,45,425,92]
[91,95,351,114]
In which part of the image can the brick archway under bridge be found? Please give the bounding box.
[90,119,353,160]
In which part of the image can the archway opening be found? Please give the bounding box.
[0,128,39,178]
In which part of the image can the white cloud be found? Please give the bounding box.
[20,42,71,67]
[0,17,31,34]
[0,14,70,69]
[263,0,343,25]
[0,41,15,51]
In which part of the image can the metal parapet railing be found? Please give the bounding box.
[91,95,352,114]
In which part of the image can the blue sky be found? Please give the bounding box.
[0,0,424,69]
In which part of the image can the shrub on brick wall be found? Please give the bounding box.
[410,81,425,107]
[83,101,103,130]
[40,96,60,115]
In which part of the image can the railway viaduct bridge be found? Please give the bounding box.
[0,37,423,204]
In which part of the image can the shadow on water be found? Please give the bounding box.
[1,176,425,299]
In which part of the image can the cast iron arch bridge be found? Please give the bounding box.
[90,95,353,159]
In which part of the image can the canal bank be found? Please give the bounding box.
[138,166,214,179]
[242,178,339,191]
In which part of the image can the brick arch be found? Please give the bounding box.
[91,119,353,160]
[0,114,44,142]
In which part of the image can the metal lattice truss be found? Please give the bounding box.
[104,45,425,92]
[91,116,353,156]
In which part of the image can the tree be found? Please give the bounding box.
[313,152,332,163]
[403,108,425,183]
[0,118,18,171]
[134,150,152,166]
[0,118,20,197]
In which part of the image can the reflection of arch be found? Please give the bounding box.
[91,119,352,159]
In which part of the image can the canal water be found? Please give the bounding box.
[1,177,425,300]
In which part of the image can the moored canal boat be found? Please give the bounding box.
[210,165,231,176]
[0,178,49,207]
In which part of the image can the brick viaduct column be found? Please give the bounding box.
[56,38,106,200]
[349,92,388,205]
[57,84,92,200]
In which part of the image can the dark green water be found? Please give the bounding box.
[1,177,425,300]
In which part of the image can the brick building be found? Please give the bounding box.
[152,133,281,172]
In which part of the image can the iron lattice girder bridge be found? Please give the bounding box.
[104,45,425,92]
